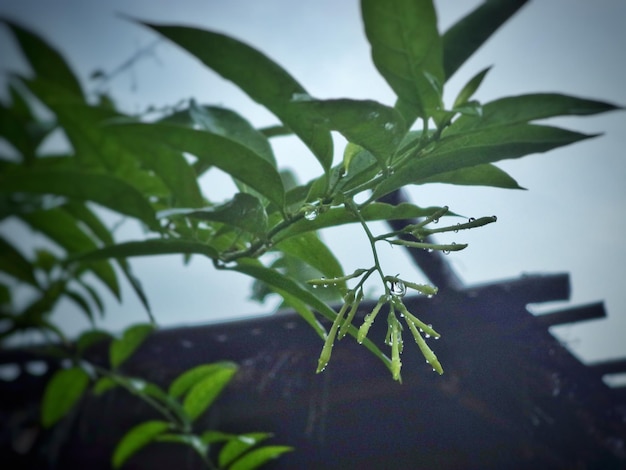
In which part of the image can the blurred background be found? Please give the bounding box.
[0,0,624,367]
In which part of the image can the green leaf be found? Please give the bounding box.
[418,163,524,189]
[293,99,406,168]
[139,21,333,172]
[0,236,39,287]
[112,420,170,468]
[41,367,90,427]
[185,101,276,166]
[92,376,118,395]
[183,366,237,421]
[4,21,84,97]
[154,433,208,456]
[275,232,345,286]
[65,288,95,324]
[71,239,220,263]
[446,93,622,135]
[442,0,528,81]
[110,323,155,369]
[361,0,444,120]
[453,66,491,108]
[19,208,120,300]
[218,433,271,468]
[228,445,294,470]
[276,203,444,242]
[76,329,113,354]
[109,123,286,209]
[373,124,595,199]
[0,166,159,230]
[169,362,238,399]
[159,193,268,235]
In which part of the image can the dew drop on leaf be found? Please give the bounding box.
[389,281,406,297]
[304,207,319,221]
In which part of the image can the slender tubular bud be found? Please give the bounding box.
[316,294,353,373]
[357,294,387,343]
[406,320,443,375]
[338,289,363,340]
[390,317,402,381]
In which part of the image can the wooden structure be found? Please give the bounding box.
[1,191,625,468]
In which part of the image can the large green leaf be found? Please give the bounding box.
[70,238,219,263]
[158,193,268,235]
[41,367,90,427]
[112,420,170,469]
[275,202,444,242]
[4,21,84,97]
[361,0,444,119]
[373,124,595,199]
[446,93,621,135]
[139,21,333,172]
[0,166,159,230]
[294,99,407,168]
[109,123,285,209]
[442,0,528,81]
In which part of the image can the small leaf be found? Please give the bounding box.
[65,289,95,324]
[41,367,90,427]
[138,21,333,173]
[169,362,238,399]
[112,420,170,468]
[218,432,271,468]
[453,67,491,108]
[110,323,154,369]
[183,366,237,421]
[92,376,118,395]
[228,445,294,470]
[159,193,268,235]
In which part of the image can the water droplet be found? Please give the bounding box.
[367,111,380,119]
[492,215,498,221]
[304,207,319,221]
[454,223,460,233]
[427,248,434,253]
[389,280,407,297]
[468,217,476,223]
[290,92,313,102]
[443,249,450,255]
[434,336,440,340]
[386,166,395,175]
[425,333,431,338]
[427,294,433,299]
[433,218,439,224]
[384,122,395,131]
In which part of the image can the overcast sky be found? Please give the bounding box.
[1,1,625,370]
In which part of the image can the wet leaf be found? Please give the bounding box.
[228,445,294,470]
[70,239,220,263]
[361,0,444,120]
[139,21,333,173]
[219,432,271,468]
[169,362,238,399]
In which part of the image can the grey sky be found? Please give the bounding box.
[1,1,625,366]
